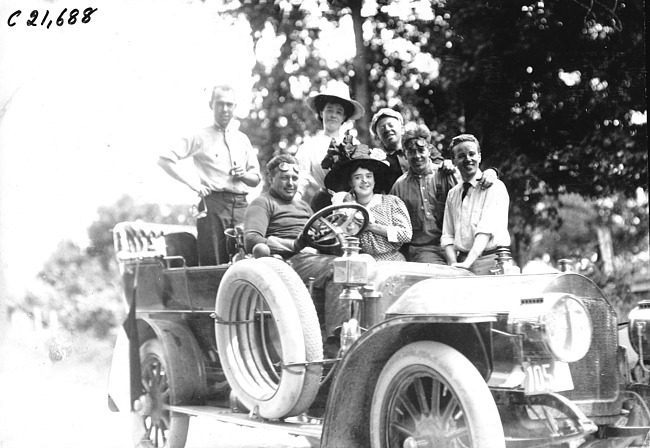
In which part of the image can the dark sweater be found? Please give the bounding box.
[243,190,313,254]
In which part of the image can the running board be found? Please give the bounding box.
[166,405,323,439]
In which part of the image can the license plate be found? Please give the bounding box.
[523,360,574,395]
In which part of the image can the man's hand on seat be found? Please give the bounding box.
[252,243,271,258]
[265,235,307,254]
[293,233,308,253]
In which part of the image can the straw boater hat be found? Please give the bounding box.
[324,156,392,194]
[306,82,365,121]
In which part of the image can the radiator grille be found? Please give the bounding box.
[561,297,619,406]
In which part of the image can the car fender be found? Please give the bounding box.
[320,315,494,448]
[107,317,207,412]
[107,326,131,412]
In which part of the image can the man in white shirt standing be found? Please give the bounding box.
[158,85,261,265]
[441,134,511,275]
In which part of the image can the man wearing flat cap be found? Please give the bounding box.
[370,108,445,188]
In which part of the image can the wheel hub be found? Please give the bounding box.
[402,412,447,448]
[388,371,468,448]
[403,436,431,448]
[134,394,154,417]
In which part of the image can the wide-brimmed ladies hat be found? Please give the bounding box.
[306,81,365,121]
[324,156,392,194]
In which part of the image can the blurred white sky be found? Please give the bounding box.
[0,0,447,298]
[3,0,641,299]
[0,0,259,296]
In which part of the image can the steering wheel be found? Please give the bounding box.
[301,203,370,251]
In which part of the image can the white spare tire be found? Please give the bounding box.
[215,257,323,419]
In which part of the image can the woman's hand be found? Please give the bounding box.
[332,191,354,205]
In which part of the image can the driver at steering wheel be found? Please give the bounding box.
[243,154,350,343]
[244,154,312,256]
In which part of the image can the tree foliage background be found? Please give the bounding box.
[230,0,647,318]
[9,0,647,335]
[232,0,646,262]
[16,196,192,338]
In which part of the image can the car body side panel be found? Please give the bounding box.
[119,260,165,310]
[161,267,226,312]
[386,272,607,316]
[362,262,472,325]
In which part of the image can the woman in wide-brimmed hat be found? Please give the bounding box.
[294,81,369,212]
[325,156,412,261]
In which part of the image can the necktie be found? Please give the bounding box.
[213,125,229,159]
[461,182,471,201]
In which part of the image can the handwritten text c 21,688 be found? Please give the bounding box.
[7,8,98,28]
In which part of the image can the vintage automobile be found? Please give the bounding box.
[107,204,650,448]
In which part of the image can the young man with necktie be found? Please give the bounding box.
[391,126,499,264]
[441,134,511,275]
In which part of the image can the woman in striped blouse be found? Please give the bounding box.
[325,157,412,261]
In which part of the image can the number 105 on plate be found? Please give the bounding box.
[523,360,574,395]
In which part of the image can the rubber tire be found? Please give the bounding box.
[132,338,189,448]
[215,257,323,419]
[370,341,505,448]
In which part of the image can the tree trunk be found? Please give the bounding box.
[349,0,370,143]
[597,226,615,275]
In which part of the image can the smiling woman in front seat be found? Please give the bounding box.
[325,156,412,261]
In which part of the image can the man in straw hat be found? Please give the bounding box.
[295,81,368,211]
[158,84,261,265]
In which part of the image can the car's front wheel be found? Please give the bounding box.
[370,341,505,448]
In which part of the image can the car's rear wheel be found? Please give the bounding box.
[215,257,323,419]
[131,338,189,448]
[370,341,505,448]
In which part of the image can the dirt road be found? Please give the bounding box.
[0,321,311,448]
